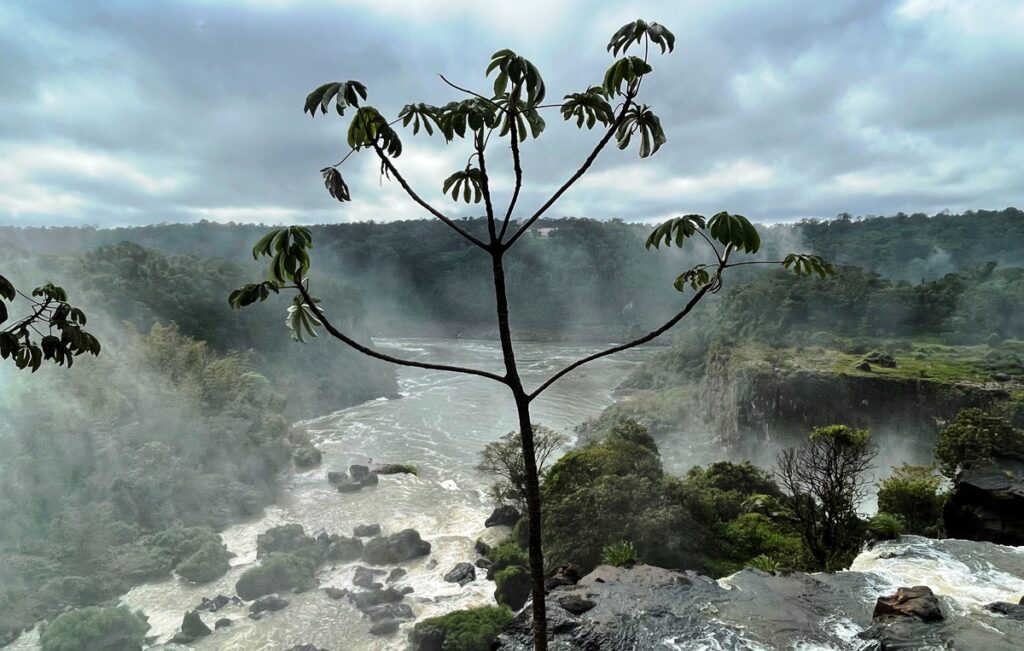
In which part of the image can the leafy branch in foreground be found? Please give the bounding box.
[231,17,832,651]
[0,274,101,371]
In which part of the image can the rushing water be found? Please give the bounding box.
[25,338,644,651]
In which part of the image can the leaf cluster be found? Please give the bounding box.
[607,19,676,56]
[303,80,368,117]
[0,275,100,371]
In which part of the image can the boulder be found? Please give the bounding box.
[363,602,414,622]
[409,625,445,651]
[558,595,596,615]
[324,587,349,600]
[214,617,232,630]
[249,593,289,614]
[362,529,431,565]
[855,361,873,372]
[369,619,401,635]
[387,568,407,583]
[197,594,239,612]
[476,558,493,570]
[486,555,527,581]
[293,445,322,468]
[178,610,211,641]
[256,524,317,559]
[494,566,532,610]
[485,506,521,528]
[327,471,349,485]
[944,458,1024,546]
[375,464,417,475]
[865,352,897,368]
[354,524,382,537]
[474,539,492,557]
[985,601,1024,620]
[326,535,364,562]
[350,464,371,481]
[873,586,943,622]
[443,562,476,586]
[353,566,385,589]
[235,553,316,600]
[544,565,582,592]
[349,587,405,611]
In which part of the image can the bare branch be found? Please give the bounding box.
[528,282,712,400]
[498,90,523,242]
[438,74,504,111]
[504,93,636,249]
[296,280,506,383]
[476,133,499,244]
[370,142,489,250]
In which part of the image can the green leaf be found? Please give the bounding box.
[603,56,653,96]
[616,104,666,158]
[304,80,367,117]
[486,49,546,106]
[782,254,835,278]
[321,167,351,202]
[673,265,713,291]
[607,19,676,56]
[645,214,706,249]
[708,212,761,254]
[561,87,614,130]
[0,274,14,301]
[398,103,441,136]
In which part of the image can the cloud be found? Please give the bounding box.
[0,0,1021,229]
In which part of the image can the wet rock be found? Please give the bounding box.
[387,568,407,583]
[214,617,233,630]
[349,587,405,611]
[425,558,438,570]
[443,562,476,586]
[362,529,431,565]
[474,539,492,556]
[494,566,531,610]
[864,352,897,368]
[375,463,417,475]
[324,587,349,600]
[557,595,596,615]
[944,458,1024,546]
[544,565,582,592]
[486,555,527,581]
[327,471,349,485]
[353,566,385,589]
[249,593,289,614]
[855,361,873,372]
[350,464,371,481]
[354,524,382,537]
[408,625,445,651]
[985,601,1024,620]
[873,586,943,622]
[285,646,329,651]
[369,619,401,635]
[363,602,414,622]
[485,505,521,528]
[293,445,322,468]
[476,558,493,570]
[398,586,414,595]
[858,619,934,650]
[326,535,363,562]
[197,594,240,612]
[175,609,211,643]
[257,524,318,560]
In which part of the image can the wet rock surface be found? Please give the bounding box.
[945,457,1024,546]
[873,586,943,622]
[485,505,521,528]
[443,562,476,586]
[362,529,431,564]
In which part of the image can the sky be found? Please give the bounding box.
[1,0,1022,228]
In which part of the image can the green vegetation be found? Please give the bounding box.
[39,606,149,651]
[479,427,567,512]
[234,553,317,600]
[868,513,906,540]
[175,540,232,583]
[409,606,513,651]
[934,408,1024,479]
[600,541,637,567]
[493,565,531,610]
[876,464,946,536]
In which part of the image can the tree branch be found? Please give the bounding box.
[527,282,712,400]
[476,134,499,245]
[371,142,489,250]
[504,93,635,248]
[498,90,523,242]
[296,280,506,383]
[438,74,504,111]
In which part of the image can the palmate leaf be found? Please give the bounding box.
[602,56,653,96]
[442,168,485,204]
[708,211,761,254]
[286,295,323,343]
[0,274,14,302]
[673,265,713,292]
[320,167,350,202]
[607,19,676,56]
[645,214,707,249]
[347,106,402,157]
[486,49,546,106]
[616,104,666,158]
[247,226,314,284]
[398,103,442,136]
[436,99,499,142]
[561,86,614,130]
[228,281,281,309]
[492,96,546,141]
[304,80,368,117]
[782,254,835,278]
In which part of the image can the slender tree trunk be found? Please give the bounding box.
[490,247,548,651]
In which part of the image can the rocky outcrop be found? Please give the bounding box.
[494,566,531,610]
[171,610,211,644]
[944,458,1024,546]
[362,529,431,565]
[872,586,943,622]
[293,445,322,469]
[443,562,476,586]
[985,599,1024,620]
[196,594,240,612]
[249,594,289,615]
[485,506,521,528]
[354,524,381,537]
[353,566,385,590]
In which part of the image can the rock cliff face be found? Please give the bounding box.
[702,347,1006,458]
[945,458,1024,545]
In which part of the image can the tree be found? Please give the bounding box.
[0,274,100,371]
[876,464,945,536]
[777,425,877,571]
[479,426,567,512]
[231,19,831,650]
[934,408,1024,480]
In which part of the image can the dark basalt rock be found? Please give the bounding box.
[362,529,431,565]
[326,535,363,562]
[476,558,493,570]
[558,595,596,615]
[197,594,240,612]
[375,464,417,475]
[486,555,527,581]
[864,352,897,368]
[174,609,211,643]
[214,617,233,630]
[545,565,582,592]
[354,523,382,537]
[324,587,349,600]
[257,524,317,559]
[485,505,521,528]
[327,471,348,485]
[494,567,531,610]
[350,464,371,481]
[873,586,943,622]
[369,619,401,635]
[349,587,405,611]
[474,539,492,556]
[363,602,414,622]
[249,593,289,614]
[986,601,1024,620]
[387,568,407,583]
[944,458,1024,546]
[443,562,476,586]
[293,445,322,468]
[353,565,386,589]
[408,626,445,651]
[855,361,873,372]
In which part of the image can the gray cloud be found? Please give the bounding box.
[1,0,1021,228]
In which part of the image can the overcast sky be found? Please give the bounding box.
[1,0,1022,228]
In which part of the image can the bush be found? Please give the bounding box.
[723,513,805,572]
[868,513,905,540]
[600,541,636,567]
[148,526,223,566]
[176,540,231,583]
[40,606,149,651]
[234,553,316,600]
[935,409,1024,479]
[876,464,945,536]
[493,565,531,610]
[409,606,512,651]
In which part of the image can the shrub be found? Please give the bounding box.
[488,542,528,566]
[600,541,637,567]
[409,606,513,651]
[234,553,316,600]
[876,464,946,536]
[935,409,1024,479]
[148,526,223,566]
[40,606,150,651]
[493,565,531,610]
[176,540,231,583]
[868,513,906,540]
[747,554,779,572]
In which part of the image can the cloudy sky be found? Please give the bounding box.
[1,0,1022,227]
